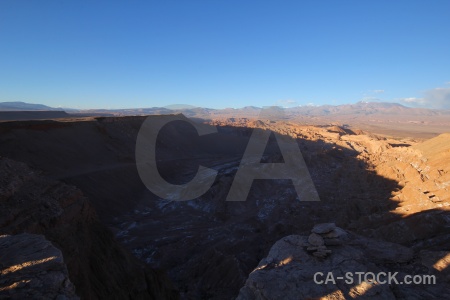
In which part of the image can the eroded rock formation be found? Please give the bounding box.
[0,157,178,299]
[237,224,449,299]
[0,233,78,299]
[0,116,448,299]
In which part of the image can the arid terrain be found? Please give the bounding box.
[0,106,449,299]
[2,0,449,298]
[2,101,450,138]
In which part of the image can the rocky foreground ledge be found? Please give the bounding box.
[0,233,78,299]
[237,223,450,299]
[0,157,178,299]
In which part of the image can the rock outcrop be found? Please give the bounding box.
[306,223,348,258]
[0,157,178,299]
[0,116,448,299]
[237,224,450,299]
[0,233,78,299]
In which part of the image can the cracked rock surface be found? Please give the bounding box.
[0,233,78,299]
[237,226,450,300]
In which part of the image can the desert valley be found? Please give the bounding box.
[0,102,449,299]
[2,1,450,299]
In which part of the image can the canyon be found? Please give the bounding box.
[0,112,449,299]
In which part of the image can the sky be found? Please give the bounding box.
[1,1,450,109]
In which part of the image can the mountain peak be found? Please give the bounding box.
[0,101,55,111]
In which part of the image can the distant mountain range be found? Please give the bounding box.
[0,101,59,111]
[1,101,449,117]
[285,101,450,116]
[163,104,198,110]
[1,100,449,139]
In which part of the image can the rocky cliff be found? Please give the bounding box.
[0,157,178,299]
[237,224,450,299]
[0,233,78,299]
[0,116,448,299]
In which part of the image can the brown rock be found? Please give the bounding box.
[0,233,78,299]
[324,238,344,246]
[312,223,337,234]
[237,232,449,300]
[312,251,328,258]
[308,233,324,246]
[321,227,347,239]
[0,158,179,300]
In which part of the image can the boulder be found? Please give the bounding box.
[312,223,337,234]
[0,233,78,299]
[308,233,325,246]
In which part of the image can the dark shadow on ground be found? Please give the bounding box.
[0,115,448,299]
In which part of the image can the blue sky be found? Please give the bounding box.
[1,1,450,109]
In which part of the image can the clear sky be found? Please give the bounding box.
[1,1,450,109]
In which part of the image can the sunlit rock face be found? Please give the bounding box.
[237,225,449,300]
[0,157,178,299]
[0,116,449,299]
[0,233,78,299]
